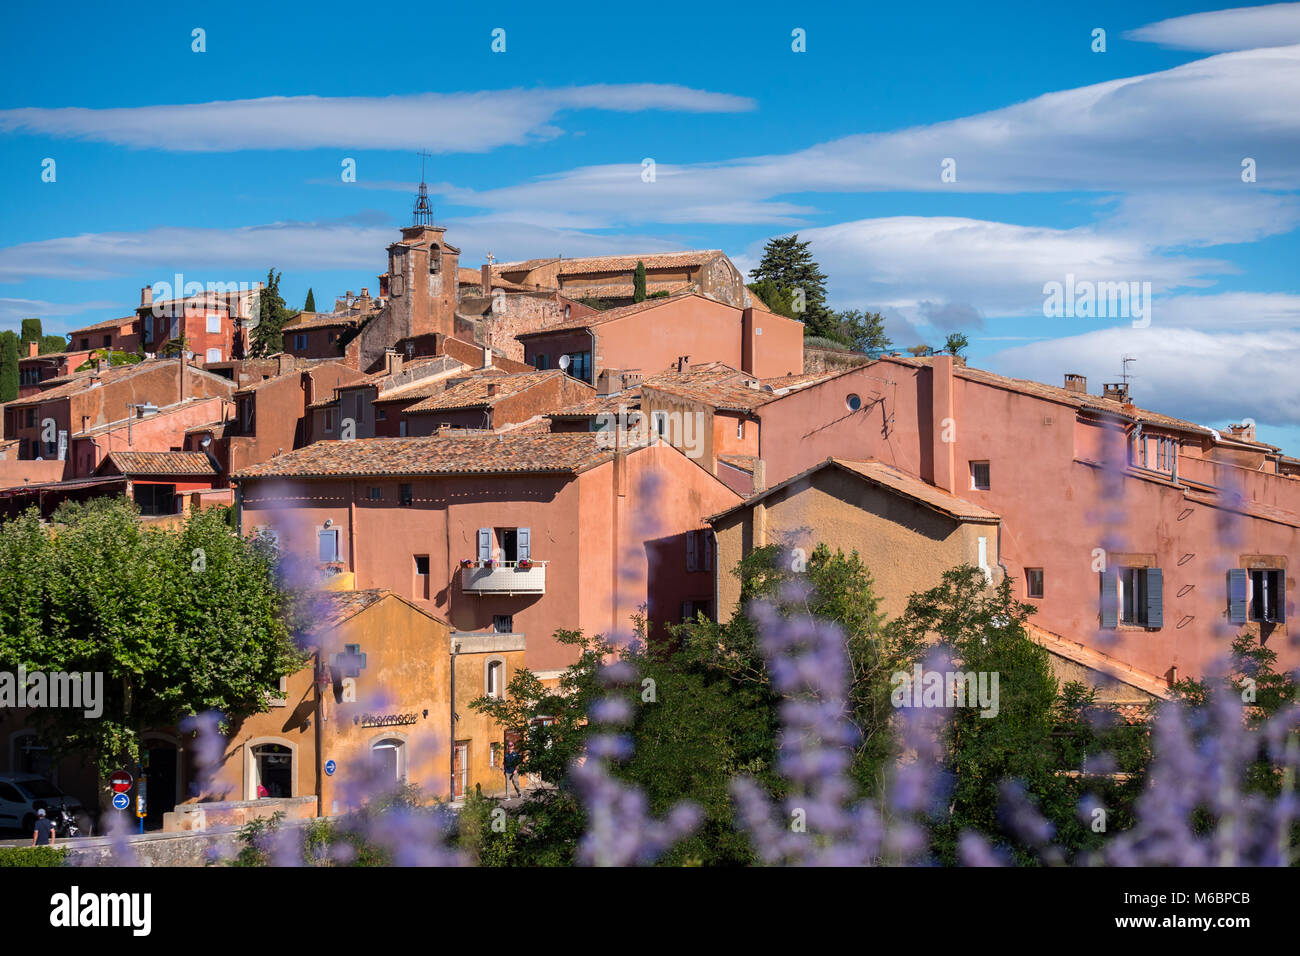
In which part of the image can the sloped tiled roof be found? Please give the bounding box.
[404,370,564,414]
[559,281,691,300]
[283,311,364,331]
[642,364,774,413]
[102,451,217,476]
[708,457,999,525]
[517,291,702,336]
[302,589,389,634]
[233,434,613,480]
[67,316,135,335]
[547,388,641,418]
[6,359,224,408]
[495,250,722,276]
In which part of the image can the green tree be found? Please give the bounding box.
[943,332,970,357]
[748,235,835,337]
[250,269,294,357]
[746,280,795,319]
[632,261,646,303]
[40,335,67,355]
[303,288,316,313]
[834,309,892,353]
[0,497,303,778]
[20,319,42,347]
[678,544,925,797]
[0,331,18,402]
[905,343,933,357]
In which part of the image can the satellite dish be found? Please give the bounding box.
[558,355,571,371]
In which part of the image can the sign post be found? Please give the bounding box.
[136,776,147,834]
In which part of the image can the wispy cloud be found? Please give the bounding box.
[0,85,755,153]
[1125,2,1300,52]
[991,326,1300,427]
[432,45,1300,226]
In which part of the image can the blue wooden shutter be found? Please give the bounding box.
[477,528,492,563]
[1277,572,1287,623]
[686,532,698,571]
[704,531,714,572]
[517,527,531,562]
[1227,569,1248,624]
[1100,569,1118,629]
[1145,568,1164,629]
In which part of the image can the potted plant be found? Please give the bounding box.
[517,558,532,570]
[482,558,495,569]
[459,558,473,568]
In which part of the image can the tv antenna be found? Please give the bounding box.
[1120,355,1136,389]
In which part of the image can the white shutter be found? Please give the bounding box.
[517,527,531,562]
[477,528,493,563]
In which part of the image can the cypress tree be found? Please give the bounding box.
[20,318,42,347]
[304,288,316,312]
[632,261,646,303]
[0,331,19,402]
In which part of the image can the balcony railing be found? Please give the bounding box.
[460,560,547,595]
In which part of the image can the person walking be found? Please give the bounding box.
[31,808,55,847]
[503,744,524,798]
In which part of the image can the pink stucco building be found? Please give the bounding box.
[233,433,742,676]
[750,354,1300,684]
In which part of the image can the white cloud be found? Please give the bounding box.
[0,217,689,285]
[0,298,118,331]
[0,85,755,153]
[437,45,1300,226]
[1103,189,1300,247]
[1126,3,1300,52]
[990,327,1300,427]
[775,216,1224,323]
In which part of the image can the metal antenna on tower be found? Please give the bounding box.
[413,150,434,226]
[1120,355,1136,389]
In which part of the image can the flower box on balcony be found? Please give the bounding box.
[459,558,473,568]
[517,559,533,570]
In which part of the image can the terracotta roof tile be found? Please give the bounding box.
[547,388,641,418]
[516,291,701,335]
[642,364,774,412]
[103,451,217,476]
[66,316,135,335]
[233,434,613,480]
[494,250,722,276]
[404,370,565,414]
[283,311,365,331]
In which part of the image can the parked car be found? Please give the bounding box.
[0,773,86,837]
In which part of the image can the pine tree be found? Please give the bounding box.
[19,318,42,347]
[748,235,834,336]
[632,262,646,303]
[250,269,292,357]
[304,288,316,313]
[0,331,19,402]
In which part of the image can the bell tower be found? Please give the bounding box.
[385,153,460,340]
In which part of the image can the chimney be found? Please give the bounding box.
[481,264,491,291]
[1102,382,1129,402]
[360,287,369,300]
[27,340,38,358]
[1063,373,1087,394]
[97,357,109,372]
[385,349,403,377]
[481,347,492,370]
[1226,421,1257,443]
[676,356,690,373]
[752,458,767,495]
[487,383,498,397]
[141,286,153,309]
[929,355,956,493]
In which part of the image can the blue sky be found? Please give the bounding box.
[2,1,1298,448]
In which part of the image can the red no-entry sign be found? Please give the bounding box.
[110,770,133,794]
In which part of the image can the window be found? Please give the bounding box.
[371,738,405,783]
[493,616,514,634]
[490,742,503,768]
[377,407,387,421]
[400,483,413,506]
[685,530,714,572]
[205,347,222,363]
[317,527,340,563]
[1101,567,1163,628]
[103,334,112,347]
[846,393,862,411]
[486,659,505,697]
[681,600,712,622]
[354,393,365,421]
[367,486,382,500]
[1026,568,1044,599]
[294,333,307,351]
[414,554,430,600]
[323,408,336,433]
[1250,569,1285,624]
[562,351,591,383]
[970,461,991,491]
[399,420,408,437]
[736,419,745,439]
[252,743,293,798]
[206,314,221,334]
[24,409,35,428]
[80,338,89,350]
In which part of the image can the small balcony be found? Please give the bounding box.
[460,560,547,596]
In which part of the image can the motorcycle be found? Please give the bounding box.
[33,800,81,838]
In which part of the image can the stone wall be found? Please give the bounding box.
[802,346,871,376]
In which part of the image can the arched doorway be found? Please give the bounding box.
[250,743,294,799]
[142,735,181,829]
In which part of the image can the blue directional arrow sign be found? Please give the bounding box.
[112,792,130,811]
